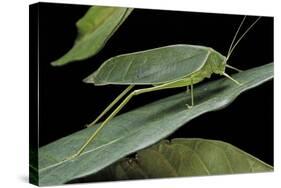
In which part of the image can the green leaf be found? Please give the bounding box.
[38,63,273,186]
[51,6,133,66]
[70,138,272,182]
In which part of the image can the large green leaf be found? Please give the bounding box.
[37,63,273,186]
[70,138,272,182]
[51,6,133,66]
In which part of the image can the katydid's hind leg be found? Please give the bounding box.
[67,84,179,159]
[86,85,134,128]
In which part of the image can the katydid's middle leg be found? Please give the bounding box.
[186,79,194,109]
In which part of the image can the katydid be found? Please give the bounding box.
[68,16,261,160]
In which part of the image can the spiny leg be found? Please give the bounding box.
[67,84,178,160]
[86,85,134,128]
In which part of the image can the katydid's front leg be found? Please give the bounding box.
[226,64,243,72]
[223,72,242,85]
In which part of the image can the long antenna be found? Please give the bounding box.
[226,16,246,58]
[226,16,262,61]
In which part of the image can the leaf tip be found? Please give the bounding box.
[50,58,67,66]
[50,61,60,66]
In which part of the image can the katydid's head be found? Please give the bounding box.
[208,51,242,86]
[212,16,262,86]
[204,16,261,86]
[208,50,227,75]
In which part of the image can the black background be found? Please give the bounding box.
[35,3,273,165]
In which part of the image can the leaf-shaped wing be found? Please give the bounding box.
[85,45,211,85]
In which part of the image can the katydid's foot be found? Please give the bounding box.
[186,104,193,109]
[66,152,81,161]
[85,122,96,128]
[66,155,77,161]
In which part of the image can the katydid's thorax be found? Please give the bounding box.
[183,49,226,85]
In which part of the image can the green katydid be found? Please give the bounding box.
[68,16,261,160]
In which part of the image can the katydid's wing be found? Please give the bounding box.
[84,45,211,85]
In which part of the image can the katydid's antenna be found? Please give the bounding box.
[226,16,262,61]
[226,16,246,59]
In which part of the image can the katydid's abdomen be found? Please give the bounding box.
[84,44,226,86]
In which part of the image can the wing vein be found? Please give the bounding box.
[122,59,134,81]
[105,62,117,81]
[136,51,207,83]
